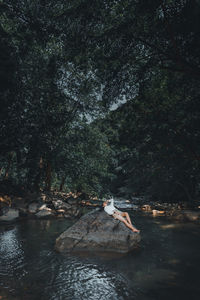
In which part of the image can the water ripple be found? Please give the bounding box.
[1,217,200,300]
[43,258,134,300]
[0,228,26,277]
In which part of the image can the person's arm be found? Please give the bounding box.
[110,197,114,207]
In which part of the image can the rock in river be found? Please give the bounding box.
[35,209,54,218]
[55,209,141,254]
[0,208,19,222]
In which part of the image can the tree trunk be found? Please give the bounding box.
[4,152,14,179]
[34,157,43,191]
[59,175,67,191]
[45,161,52,191]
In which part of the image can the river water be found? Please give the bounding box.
[0,212,200,300]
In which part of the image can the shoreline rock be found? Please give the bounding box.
[1,190,200,224]
[0,191,84,223]
[0,208,19,222]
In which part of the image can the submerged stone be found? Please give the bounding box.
[55,209,141,254]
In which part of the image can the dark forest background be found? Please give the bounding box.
[1,0,200,203]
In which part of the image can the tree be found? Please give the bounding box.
[101,68,200,201]
[1,0,200,201]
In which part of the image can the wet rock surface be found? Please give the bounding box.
[1,187,200,224]
[139,201,200,222]
[0,208,19,222]
[35,209,54,218]
[28,202,39,213]
[0,191,83,222]
[55,209,141,254]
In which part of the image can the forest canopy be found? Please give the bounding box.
[1,0,200,201]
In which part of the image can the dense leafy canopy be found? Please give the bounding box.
[0,0,200,201]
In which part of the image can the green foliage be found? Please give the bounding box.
[55,122,112,195]
[102,68,200,201]
[1,0,200,201]
[0,0,109,194]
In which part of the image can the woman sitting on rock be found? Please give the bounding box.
[103,198,140,233]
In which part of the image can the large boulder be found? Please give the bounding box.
[55,209,141,254]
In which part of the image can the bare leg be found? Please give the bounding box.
[122,212,132,225]
[117,211,140,232]
[113,213,140,233]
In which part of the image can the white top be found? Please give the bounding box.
[104,198,116,215]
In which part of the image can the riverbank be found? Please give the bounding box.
[0,191,88,223]
[1,187,200,224]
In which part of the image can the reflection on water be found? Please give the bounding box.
[0,228,23,260]
[0,227,26,280]
[0,215,200,300]
[48,260,132,300]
